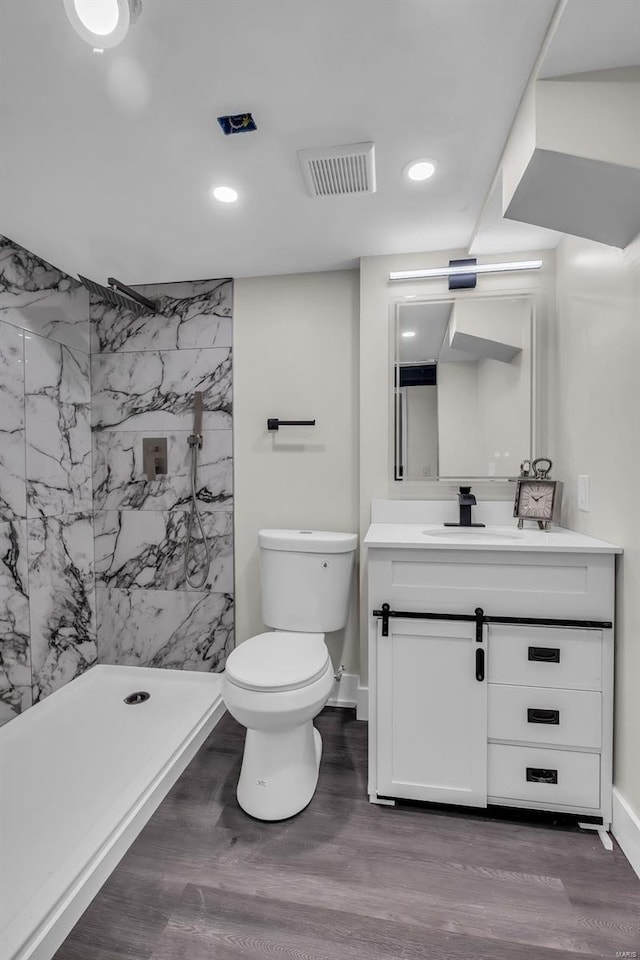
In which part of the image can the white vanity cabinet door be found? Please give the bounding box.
[376,619,487,806]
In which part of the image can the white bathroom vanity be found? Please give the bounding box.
[365,502,621,830]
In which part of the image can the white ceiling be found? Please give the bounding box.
[0,0,636,284]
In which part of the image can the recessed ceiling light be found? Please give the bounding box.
[63,0,139,50]
[404,159,436,182]
[212,186,238,203]
[402,331,416,338]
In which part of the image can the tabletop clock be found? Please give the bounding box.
[513,458,562,530]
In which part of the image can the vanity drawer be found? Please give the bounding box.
[488,744,600,809]
[488,685,602,749]
[488,625,602,690]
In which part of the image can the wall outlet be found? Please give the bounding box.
[578,475,590,512]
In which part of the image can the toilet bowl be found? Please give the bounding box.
[222,528,357,821]
[223,631,334,820]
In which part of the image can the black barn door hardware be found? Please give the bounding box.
[373,605,613,683]
[372,604,613,638]
[267,418,316,431]
[475,607,484,643]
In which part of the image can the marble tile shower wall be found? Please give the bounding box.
[91,278,234,674]
[0,237,95,724]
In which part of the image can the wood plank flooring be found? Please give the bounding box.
[54,708,639,960]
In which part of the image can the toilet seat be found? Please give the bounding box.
[225,631,330,693]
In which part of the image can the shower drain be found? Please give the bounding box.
[123,691,150,705]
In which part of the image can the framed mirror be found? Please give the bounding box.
[394,294,534,481]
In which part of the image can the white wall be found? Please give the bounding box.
[233,271,360,674]
[551,233,640,822]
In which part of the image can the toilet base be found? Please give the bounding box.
[237,721,323,821]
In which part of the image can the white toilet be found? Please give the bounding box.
[222,528,357,821]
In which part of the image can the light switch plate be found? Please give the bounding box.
[578,475,590,512]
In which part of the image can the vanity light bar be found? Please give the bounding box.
[388,259,543,282]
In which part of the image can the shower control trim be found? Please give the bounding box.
[142,437,168,479]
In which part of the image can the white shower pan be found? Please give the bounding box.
[0,664,225,960]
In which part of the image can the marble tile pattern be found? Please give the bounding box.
[25,334,92,518]
[92,347,232,432]
[0,322,26,521]
[1,244,235,717]
[28,512,97,703]
[91,276,234,676]
[0,520,31,722]
[0,236,90,353]
[91,278,232,354]
[96,587,233,672]
[0,237,95,723]
[92,429,232,512]
[94,509,233,593]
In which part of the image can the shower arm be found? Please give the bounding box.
[106,277,157,312]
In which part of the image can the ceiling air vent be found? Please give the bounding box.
[297,142,376,197]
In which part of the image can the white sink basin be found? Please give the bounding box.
[423,528,525,542]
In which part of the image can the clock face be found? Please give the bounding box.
[517,481,556,519]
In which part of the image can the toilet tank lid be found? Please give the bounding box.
[258,529,357,554]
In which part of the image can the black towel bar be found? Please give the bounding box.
[267,418,316,431]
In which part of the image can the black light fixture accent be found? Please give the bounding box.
[448,258,477,290]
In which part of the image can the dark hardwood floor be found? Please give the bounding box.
[55,708,639,960]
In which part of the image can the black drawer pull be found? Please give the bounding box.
[475,648,485,681]
[526,767,558,784]
[528,646,560,663]
[527,708,560,725]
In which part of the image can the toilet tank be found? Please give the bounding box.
[259,529,357,633]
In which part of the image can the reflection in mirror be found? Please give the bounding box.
[394,295,533,480]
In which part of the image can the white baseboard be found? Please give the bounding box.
[356,684,368,721]
[327,672,358,709]
[612,787,640,879]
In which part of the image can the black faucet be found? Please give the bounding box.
[444,486,486,528]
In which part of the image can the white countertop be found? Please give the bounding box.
[364,523,622,553]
